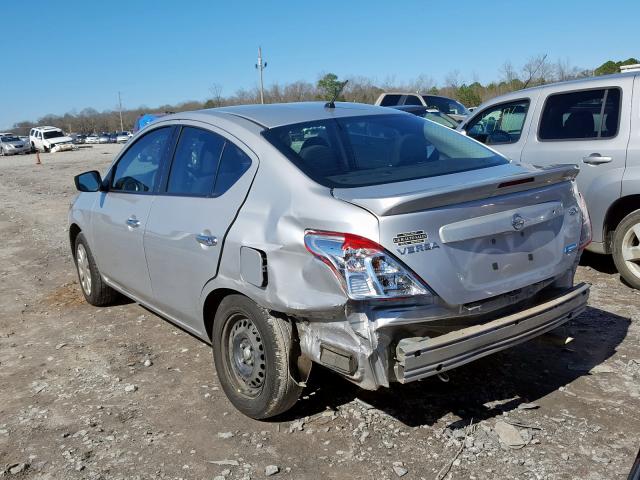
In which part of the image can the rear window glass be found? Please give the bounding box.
[213,142,252,196]
[403,95,423,106]
[378,94,402,106]
[262,114,508,188]
[423,96,470,116]
[539,88,620,140]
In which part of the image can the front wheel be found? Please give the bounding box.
[74,233,119,306]
[612,209,640,289]
[212,295,302,419]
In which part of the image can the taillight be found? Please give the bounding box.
[304,230,431,300]
[573,182,591,249]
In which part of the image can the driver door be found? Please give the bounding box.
[90,126,175,302]
[463,97,535,161]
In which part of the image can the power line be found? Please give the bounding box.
[255,47,267,104]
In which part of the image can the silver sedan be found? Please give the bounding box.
[0,134,31,155]
[69,102,590,419]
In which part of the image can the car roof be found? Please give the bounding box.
[163,101,404,129]
[480,71,638,105]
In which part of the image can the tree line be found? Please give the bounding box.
[8,56,638,136]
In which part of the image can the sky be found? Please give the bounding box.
[1,0,638,130]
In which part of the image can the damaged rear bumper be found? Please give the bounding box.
[394,282,589,383]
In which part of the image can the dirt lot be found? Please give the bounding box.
[0,144,639,480]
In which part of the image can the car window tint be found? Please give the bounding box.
[263,114,507,188]
[403,95,423,106]
[111,127,171,193]
[167,127,225,196]
[379,94,402,106]
[539,88,620,140]
[466,100,530,145]
[213,142,252,196]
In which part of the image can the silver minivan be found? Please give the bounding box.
[458,71,640,288]
[69,102,590,418]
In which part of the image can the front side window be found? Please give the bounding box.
[466,100,530,145]
[111,127,172,193]
[167,127,225,196]
[263,114,508,188]
[539,88,620,141]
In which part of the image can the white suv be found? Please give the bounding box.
[29,126,74,152]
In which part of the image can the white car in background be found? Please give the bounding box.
[29,126,74,152]
[116,131,132,143]
[85,134,99,144]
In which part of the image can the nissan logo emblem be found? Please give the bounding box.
[512,214,525,231]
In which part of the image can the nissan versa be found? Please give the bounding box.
[69,102,591,419]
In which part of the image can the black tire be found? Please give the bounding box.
[74,232,119,306]
[212,295,302,419]
[612,209,640,290]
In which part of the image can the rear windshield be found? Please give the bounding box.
[262,114,508,188]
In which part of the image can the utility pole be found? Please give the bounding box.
[117,91,124,132]
[255,47,267,104]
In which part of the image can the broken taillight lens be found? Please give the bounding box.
[304,230,430,300]
[573,182,592,250]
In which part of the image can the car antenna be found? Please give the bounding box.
[325,80,349,109]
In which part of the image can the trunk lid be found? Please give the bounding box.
[332,163,582,305]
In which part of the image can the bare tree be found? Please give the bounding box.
[522,54,551,87]
[500,61,519,84]
[444,70,461,89]
[209,83,224,107]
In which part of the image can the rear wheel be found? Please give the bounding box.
[212,295,302,419]
[612,209,640,289]
[74,233,119,306]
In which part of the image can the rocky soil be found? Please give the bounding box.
[1,145,639,479]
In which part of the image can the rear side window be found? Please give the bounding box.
[111,127,172,193]
[539,88,620,140]
[403,95,423,106]
[167,127,225,196]
[213,142,252,196]
[378,94,402,106]
[263,114,508,188]
[466,100,529,145]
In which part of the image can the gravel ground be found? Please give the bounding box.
[1,145,639,479]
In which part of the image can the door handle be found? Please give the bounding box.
[195,234,218,247]
[126,217,140,228]
[582,153,612,165]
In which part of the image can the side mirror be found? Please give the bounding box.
[74,170,103,192]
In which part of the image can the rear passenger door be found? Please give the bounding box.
[143,124,257,334]
[521,79,632,245]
